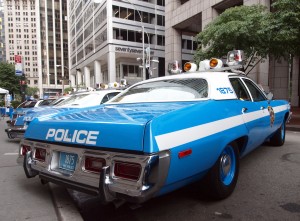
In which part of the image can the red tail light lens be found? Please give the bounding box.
[34,148,46,162]
[21,145,31,156]
[114,161,141,181]
[84,157,105,173]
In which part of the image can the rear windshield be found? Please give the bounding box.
[111,78,208,103]
[18,101,37,108]
[55,93,90,106]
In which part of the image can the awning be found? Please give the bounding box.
[0,87,9,94]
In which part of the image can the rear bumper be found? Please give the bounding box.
[5,127,25,139]
[20,139,170,204]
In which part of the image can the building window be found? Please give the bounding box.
[157,35,165,46]
[122,64,141,78]
[157,14,165,26]
[85,42,93,56]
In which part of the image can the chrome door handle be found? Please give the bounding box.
[242,107,248,113]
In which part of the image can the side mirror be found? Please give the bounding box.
[266,92,273,100]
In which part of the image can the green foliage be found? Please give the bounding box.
[64,87,73,94]
[195,5,271,62]
[268,0,300,58]
[11,100,22,108]
[195,1,300,63]
[25,86,39,96]
[0,62,22,94]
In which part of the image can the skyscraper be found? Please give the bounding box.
[0,0,6,62]
[4,0,68,98]
[68,0,174,88]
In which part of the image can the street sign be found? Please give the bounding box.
[15,55,23,76]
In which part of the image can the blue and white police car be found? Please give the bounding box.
[19,51,291,203]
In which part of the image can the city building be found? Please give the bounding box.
[0,0,6,62]
[4,0,68,98]
[165,0,299,107]
[69,0,169,89]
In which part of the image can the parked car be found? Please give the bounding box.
[6,99,54,127]
[19,51,291,204]
[5,90,120,139]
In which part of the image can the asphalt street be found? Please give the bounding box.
[0,117,82,221]
[71,131,300,221]
[1,116,299,221]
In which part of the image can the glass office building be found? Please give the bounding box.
[69,0,171,88]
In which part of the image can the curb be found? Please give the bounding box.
[49,183,83,221]
[286,126,300,132]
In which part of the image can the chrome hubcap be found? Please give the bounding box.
[221,154,231,177]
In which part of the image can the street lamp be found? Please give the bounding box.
[56,65,69,95]
[121,0,150,80]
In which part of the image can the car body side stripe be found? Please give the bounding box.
[155,104,288,151]
[155,114,244,151]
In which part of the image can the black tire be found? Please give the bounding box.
[208,141,239,200]
[269,119,286,146]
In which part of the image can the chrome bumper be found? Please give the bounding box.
[20,139,170,204]
[287,111,292,123]
[5,127,25,139]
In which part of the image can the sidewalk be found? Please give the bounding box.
[0,117,83,221]
[286,107,300,132]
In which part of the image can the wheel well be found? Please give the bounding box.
[234,136,248,156]
[284,112,290,122]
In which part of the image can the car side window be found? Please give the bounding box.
[243,79,266,102]
[229,78,251,101]
[100,92,120,104]
[101,95,109,104]
[107,92,120,100]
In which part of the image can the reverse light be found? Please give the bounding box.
[34,148,46,162]
[84,157,106,173]
[21,145,31,156]
[114,161,142,181]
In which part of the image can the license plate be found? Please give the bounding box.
[59,152,78,172]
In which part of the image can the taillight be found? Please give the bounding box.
[84,157,105,173]
[34,148,46,162]
[21,145,31,156]
[114,161,141,181]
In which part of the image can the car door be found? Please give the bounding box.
[242,78,275,154]
[229,77,269,154]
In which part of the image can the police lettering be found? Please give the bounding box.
[46,128,99,145]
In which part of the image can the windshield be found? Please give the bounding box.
[112,78,208,103]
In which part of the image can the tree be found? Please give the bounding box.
[25,86,39,97]
[195,1,300,65]
[195,5,272,67]
[0,62,21,94]
[268,0,300,58]
[64,86,73,94]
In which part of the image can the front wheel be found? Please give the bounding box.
[208,141,239,200]
[269,119,286,146]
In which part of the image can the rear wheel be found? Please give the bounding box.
[270,118,286,146]
[208,141,239,200]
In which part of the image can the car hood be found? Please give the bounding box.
[25,102,197,152]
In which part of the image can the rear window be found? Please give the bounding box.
[112,78,208,103]
[18,101,37,108]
